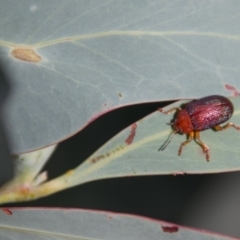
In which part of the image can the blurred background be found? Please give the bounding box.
[3,102,240,239]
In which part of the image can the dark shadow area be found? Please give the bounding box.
[44,100,173,179]
[0,62,13,186]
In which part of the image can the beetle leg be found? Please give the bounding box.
[195,131,210,161]
[214,123,240,131]
[159,107,181,114]
[178,131,194,156]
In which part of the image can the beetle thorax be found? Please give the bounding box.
[173,109,193,134]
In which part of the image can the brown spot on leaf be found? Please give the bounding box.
[161,225,178,233]
[90,154,104,164]
[11,48,41,63]
[125,123,137,145]
[89,145,125,164]
[2,208,12,215]
[118,93,122,98]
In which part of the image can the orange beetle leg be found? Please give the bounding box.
[178,131,194,156]
[195,131,210,161]
[214,123,240,131]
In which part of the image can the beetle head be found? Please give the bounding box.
[173,109,193,134]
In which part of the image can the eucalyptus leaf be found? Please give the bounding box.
[3,144,57,188]
[0,208,236,240]
[1,0,240,153]
[60,96,240,189]
[0,145,57,204]
[0,97,239,204]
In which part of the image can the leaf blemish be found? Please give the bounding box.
[89,145,125,164]
[90,154,104,164]
[11,48,41,63]
[225,84,240,96]
[125,123,137,145]
[2,208,12,215]
[161,225,178,233]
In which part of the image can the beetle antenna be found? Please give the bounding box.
[158,131,177,151]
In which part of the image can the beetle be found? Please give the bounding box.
[158,95,240,161]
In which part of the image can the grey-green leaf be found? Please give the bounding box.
[0,208,236,240]
[1,1,240,153]
[0,98,239,203]
[70,96,240,186]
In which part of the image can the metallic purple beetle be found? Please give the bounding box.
[159,95,240,161]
